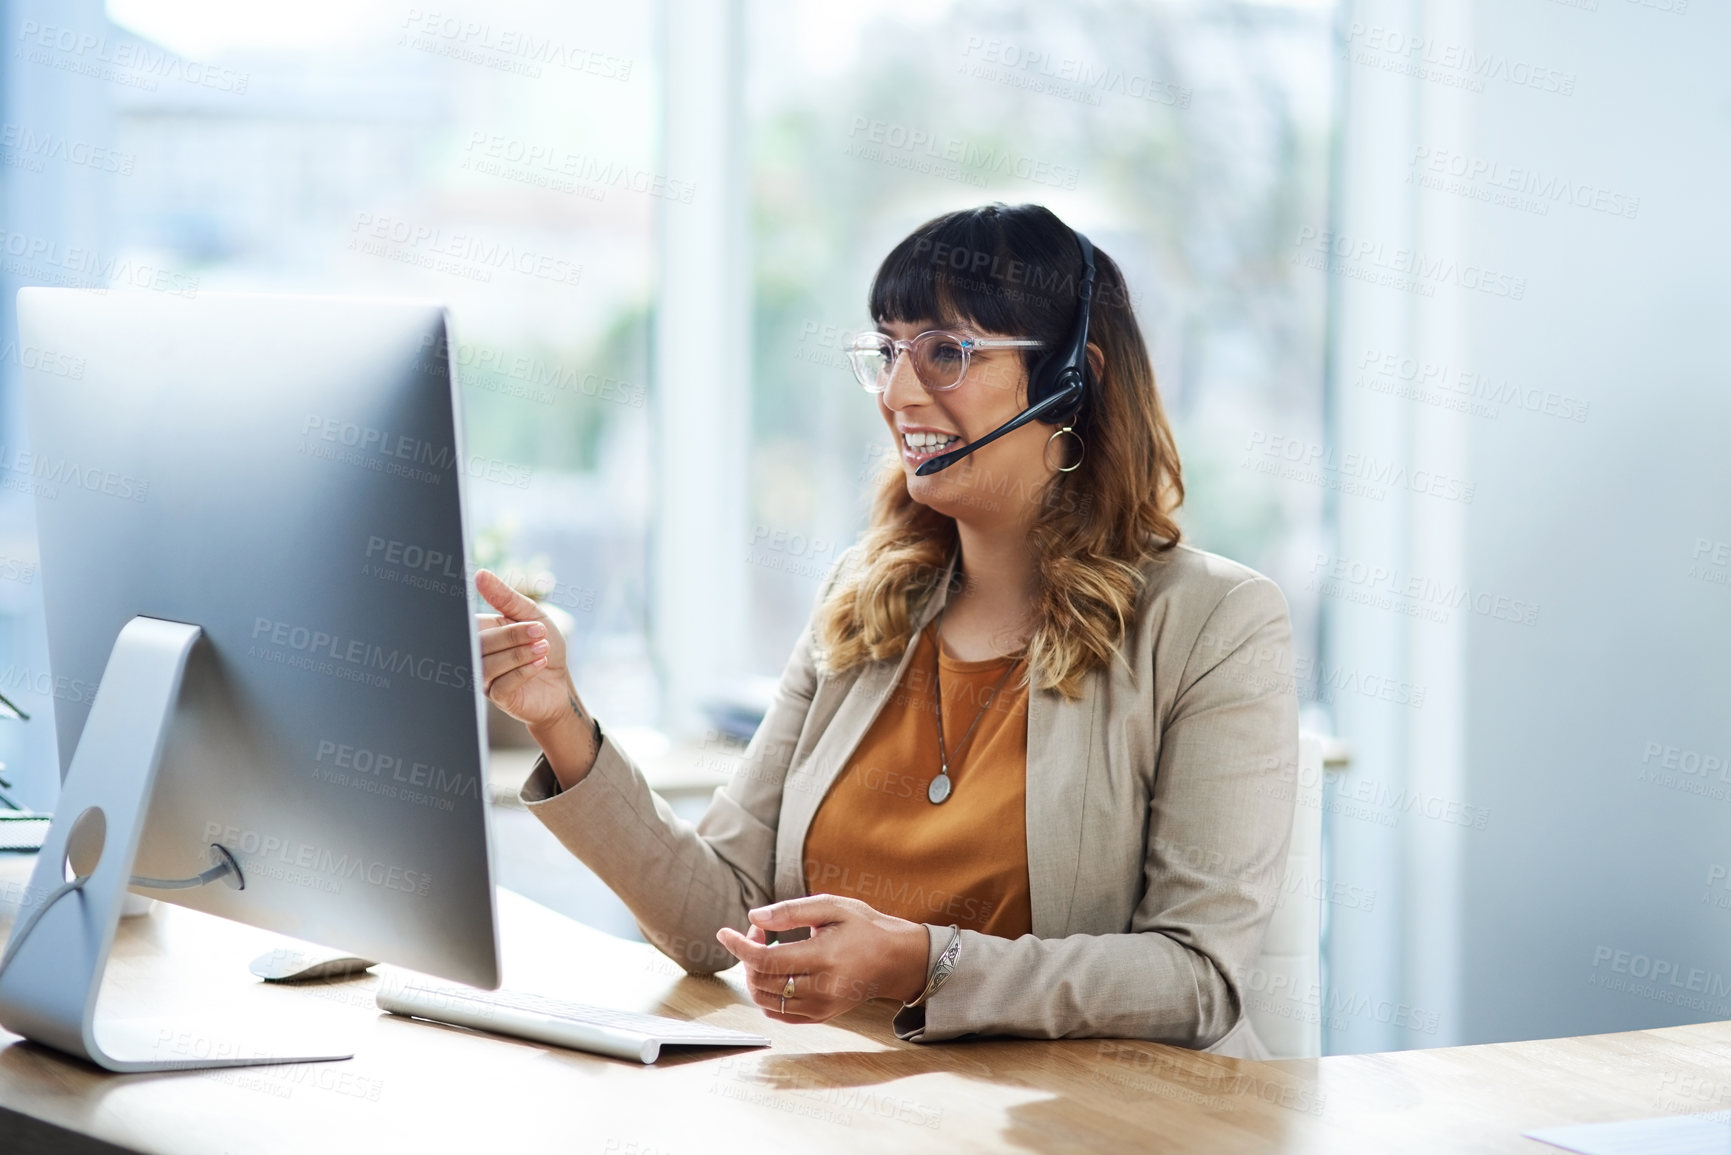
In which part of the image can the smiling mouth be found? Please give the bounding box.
[901,431,961,460]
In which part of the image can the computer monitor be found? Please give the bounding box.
[0,289,500,1071]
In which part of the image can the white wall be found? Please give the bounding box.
[1324,0,1731,1052]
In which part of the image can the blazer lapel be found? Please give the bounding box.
[774,545,961,899]
[1025,667,1097,937]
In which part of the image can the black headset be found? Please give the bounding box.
[915,226,1097,476]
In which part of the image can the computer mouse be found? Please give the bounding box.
[250,945,378,982]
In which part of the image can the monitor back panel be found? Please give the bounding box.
[17,288,499,988]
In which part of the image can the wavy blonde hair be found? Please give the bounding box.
[815,203,1184,698]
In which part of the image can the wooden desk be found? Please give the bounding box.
[1,852,1729,1155]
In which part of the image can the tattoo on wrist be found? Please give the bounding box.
[567,690,599,760]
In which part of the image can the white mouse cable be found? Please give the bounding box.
[0,845,245,980]
[129,845,245,891]
[0,873,90,976]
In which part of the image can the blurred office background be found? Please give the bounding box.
[0,0,1724,1057]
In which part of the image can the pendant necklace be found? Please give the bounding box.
[928,608,1022,805]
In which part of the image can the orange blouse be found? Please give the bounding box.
[801,627,1033,939]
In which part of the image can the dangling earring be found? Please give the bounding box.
[1045,424,1084,473]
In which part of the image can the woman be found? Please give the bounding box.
[474,202,1298,1059]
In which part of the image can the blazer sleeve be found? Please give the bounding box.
[516,551,850,975]
[892,575,1300,1050]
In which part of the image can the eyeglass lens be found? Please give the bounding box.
[850,333,969,392]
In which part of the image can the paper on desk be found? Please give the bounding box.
[1525,1112,1731,1155]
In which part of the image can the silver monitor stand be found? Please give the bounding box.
[0,617,352,1071]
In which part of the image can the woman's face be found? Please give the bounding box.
[875,318,1060,527]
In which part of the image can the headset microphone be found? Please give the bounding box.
[915,228,1097,477]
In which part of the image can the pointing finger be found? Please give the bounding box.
[476,569,543,622]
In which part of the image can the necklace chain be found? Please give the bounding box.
[932,608,1022,791]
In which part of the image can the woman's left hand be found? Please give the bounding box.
[715,895,931,1024]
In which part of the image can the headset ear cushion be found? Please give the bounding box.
[1050,376,1086,425]
[1034,360,1088,424]
[1025,349,1057,407]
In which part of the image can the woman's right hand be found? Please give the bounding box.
[475,568,568,726]
[476,569,600,788]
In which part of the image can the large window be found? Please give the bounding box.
[0,0,1338,963]
[742,0,1336,681]
[0,1,660,807]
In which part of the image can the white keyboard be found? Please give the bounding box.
[376,980,771,1064]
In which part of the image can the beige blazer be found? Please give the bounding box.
[519,540,1299,1060]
